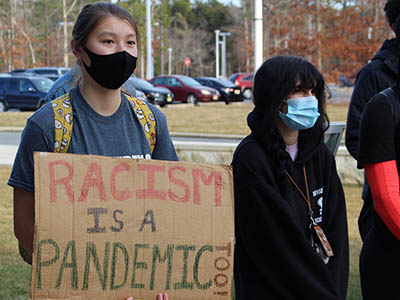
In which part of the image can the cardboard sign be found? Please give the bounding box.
[31,152,234,300]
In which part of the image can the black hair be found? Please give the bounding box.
[384,0,400,27]
[253,56,329,191]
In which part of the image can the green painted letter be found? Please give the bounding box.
[174,245,195,290]
[194,245,213,290]
[150,244,174,290]
[82,242,110,291]
[36,239,60,289]
[110,242,129,290]
[131,244,149,288]
[56,240,78,289]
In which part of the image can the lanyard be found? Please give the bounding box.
[284,165,316,226]
[284,165,334,257]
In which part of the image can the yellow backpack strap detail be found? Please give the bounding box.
[126,95,156,154]
[18,93,73,264]
[51,93,73,153]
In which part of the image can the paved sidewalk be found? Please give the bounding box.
[0,144,17,165]
[0,127,21,165]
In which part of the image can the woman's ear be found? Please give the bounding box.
[71,40,82,60]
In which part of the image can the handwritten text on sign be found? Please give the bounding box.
[31,152,234,300]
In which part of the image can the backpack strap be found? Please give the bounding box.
[18,93,73,265]
[50,93,156,154]
[125,95,157,154]
[380,88,400,127]
[51,93,73,153]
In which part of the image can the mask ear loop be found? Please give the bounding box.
[280,99,288,114]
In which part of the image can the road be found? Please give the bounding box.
[0,131,244,165]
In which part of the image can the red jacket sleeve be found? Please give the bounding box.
[365,160,400,239]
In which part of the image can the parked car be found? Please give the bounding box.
[125,76,174,107]
[149,75,220,105]
[8,69,27,74]
[228,72,254,99]
[133,89,147,102]
[0,75,53,111]
[25,67,70,81]
[195,77,243,104]
[44,68,146,103]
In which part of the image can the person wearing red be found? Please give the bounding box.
[358,14,400,300]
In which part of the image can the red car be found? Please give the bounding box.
[149,75,220,105]
[229,72,254,99]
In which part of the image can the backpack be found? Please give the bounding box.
[51,93,157,153]
[18,93,157,264]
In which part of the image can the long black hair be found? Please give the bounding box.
[252,56,329,190]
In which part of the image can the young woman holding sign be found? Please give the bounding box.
[8,1,177,271]
[232,56,349,299]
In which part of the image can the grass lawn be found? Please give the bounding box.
[0,166,31,300]
[0,101,350,133]
[0,164,362,299]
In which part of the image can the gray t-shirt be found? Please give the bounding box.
[8,86,178,192]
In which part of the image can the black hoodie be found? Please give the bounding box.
[346,38,400,161]
[232,110,349,300]
[345,38,400,240]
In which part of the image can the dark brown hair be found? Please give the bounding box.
[72,2,140,51]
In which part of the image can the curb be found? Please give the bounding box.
[0,127,24,132]
[0,127,247,139]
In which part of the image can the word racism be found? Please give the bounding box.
[31,153,234,300]
[48,157,222,206]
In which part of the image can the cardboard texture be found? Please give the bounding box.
[31,152,234,300]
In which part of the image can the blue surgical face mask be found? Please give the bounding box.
[279,96,320,130]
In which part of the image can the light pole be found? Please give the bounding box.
[254,0,263,73]
[146,0,153,79]
[219,32,231,79]
[168,48,172,75]
[215,30,220,78]
[215,30,230,78]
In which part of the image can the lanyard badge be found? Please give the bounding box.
[313,224,334,257]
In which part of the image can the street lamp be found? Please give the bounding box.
[168,48,172,75]
[215,30,231,78]
[254,0,263,73]
[219,32,231,79]
[146,0,153,79]
[215,30,220,78]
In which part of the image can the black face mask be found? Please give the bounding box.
[82,47,137,90]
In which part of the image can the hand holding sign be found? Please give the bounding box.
[126,294,168,300]
[157,293,168,300]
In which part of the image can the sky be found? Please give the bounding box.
[215,0,241,6]
[196,0,241,7]
[112,0,241,6]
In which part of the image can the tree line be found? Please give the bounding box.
[0,0,391,82]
